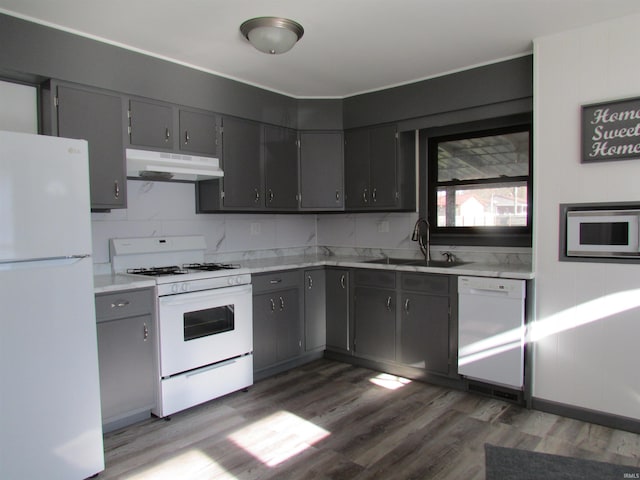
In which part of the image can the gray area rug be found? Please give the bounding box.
[485,443,640,480]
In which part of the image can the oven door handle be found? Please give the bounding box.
[159,284,252,307]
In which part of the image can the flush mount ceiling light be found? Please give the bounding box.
[240,17,304,55]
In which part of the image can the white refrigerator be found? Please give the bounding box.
[0,131,104,479]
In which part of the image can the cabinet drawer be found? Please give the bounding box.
[354,269,396,289]
[401,273,449,295]
[252,270,302,294]
[95,288,154,322]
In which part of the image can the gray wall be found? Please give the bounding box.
[1,13,532,132]
[343,55,533,129]
[0,13,298,128]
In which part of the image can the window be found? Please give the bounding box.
[427,123,532,246]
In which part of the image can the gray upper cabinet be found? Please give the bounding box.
[48,83,126,210]
[178,109,220,157]
[264,125,299,210]
[299,131,344,210]
[198,120,299,212]
[220,116,262,209]
[345,124,415,211]
[344,128,370,209]
[369,125,399,207]
[128,99,174,150]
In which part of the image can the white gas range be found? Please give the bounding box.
[110,236,253,418]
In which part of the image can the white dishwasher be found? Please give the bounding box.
[457,276,526,389]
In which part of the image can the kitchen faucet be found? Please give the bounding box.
[411,217,430,262]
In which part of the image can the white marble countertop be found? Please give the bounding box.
[93,273,156,294]
[93,254,534,294]
[238,254,534,280]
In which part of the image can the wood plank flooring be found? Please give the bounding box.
[102,359,640,479]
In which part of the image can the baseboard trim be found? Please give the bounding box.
[531,397,640,434]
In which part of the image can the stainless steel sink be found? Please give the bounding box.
[364,258,468,268]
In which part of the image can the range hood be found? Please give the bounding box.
[126,148,223,181]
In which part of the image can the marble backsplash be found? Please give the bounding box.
[91,179,531,273]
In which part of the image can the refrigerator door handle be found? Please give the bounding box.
[0,255,91,270]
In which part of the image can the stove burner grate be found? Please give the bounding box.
[127,266,188,276]
[183,262,240,272]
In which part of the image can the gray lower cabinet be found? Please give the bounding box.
[44,82,126,210]
[95,288,155,432]
[299,131,344,210]
[252,271,303,373]
[399,273,451,375]
[325,268,350,352]
[353,269,397,362]
[304,269,326,351]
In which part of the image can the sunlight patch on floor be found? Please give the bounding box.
[369,372,412,390]
[228,410,330,467]
[122,448,234,480]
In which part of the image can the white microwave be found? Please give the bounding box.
[567,209,640,258]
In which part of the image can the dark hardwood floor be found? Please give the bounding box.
[102,359,640,479]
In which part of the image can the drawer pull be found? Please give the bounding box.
[269,279,282,284]
[110,300,130,309]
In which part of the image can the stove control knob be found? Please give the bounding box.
[181,283,189,292]
[171,284,179,294]
[228,277,235,285]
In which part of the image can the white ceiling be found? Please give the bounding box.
[2,0,640,99]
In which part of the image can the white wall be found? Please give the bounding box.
[0,80,37,134]
[533,14,640,420]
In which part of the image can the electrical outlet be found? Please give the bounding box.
[377,221,389,233]
[250,222,261,235]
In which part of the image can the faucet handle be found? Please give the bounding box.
[442,251,455,262]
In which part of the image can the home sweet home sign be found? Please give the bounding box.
[582,97,640,163]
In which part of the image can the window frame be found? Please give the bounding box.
[420,117,533,247]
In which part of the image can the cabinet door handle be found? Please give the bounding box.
[372,188,377,202]
[268,189,274,203]
[340,274,346,289]
[165,127,171,142]
[385,296,392,311]
[114,180,120,199]
[335,190,340,202]
[110,300,130,309]
[143,323,149,341]
[307,275,313,289]
[254,188,260,204]
[362,188,368,203]
[279,296,285,311]
[404,298,410,314]
[184,130,190,144]
[270,298,276,312]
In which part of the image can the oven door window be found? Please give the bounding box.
[184,305,234,341]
